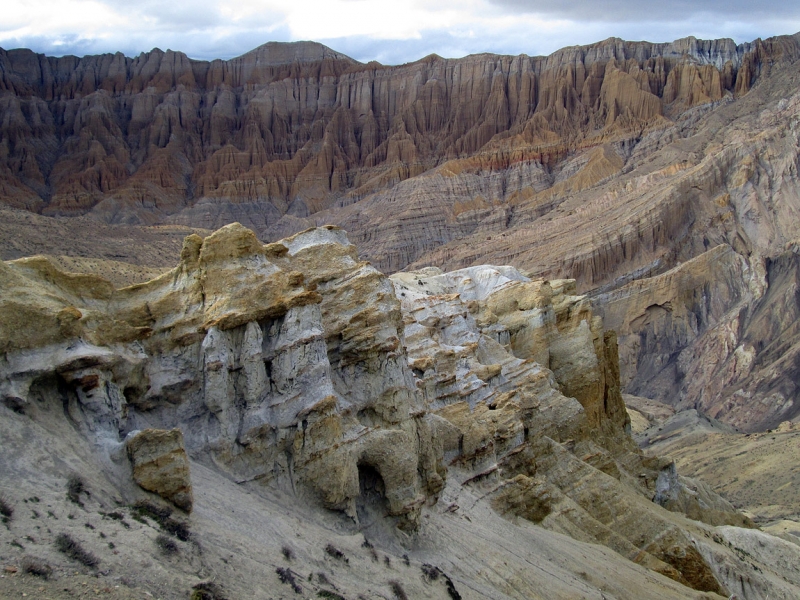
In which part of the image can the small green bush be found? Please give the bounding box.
[156,534,179,555]
[131,500,190,541]
[0,495,13,524]
[276,567,302,594]
[421,563,440,581]
[324,544,348,563]
[191,581,227,600]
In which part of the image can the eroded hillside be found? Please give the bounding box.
[1,225,798,599]
[3,34,800,433]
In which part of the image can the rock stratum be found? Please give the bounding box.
[4,33,800,433]
[1,224,798,599]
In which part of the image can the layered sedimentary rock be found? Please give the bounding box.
[4,34,800,435]
[1,36,795,229]
[0,223,444,528]
[126,428,193,511]
[4,224,797,598]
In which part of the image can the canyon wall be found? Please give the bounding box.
[4,225,798,598]
[1,36,795,231]
[4,33,800,434]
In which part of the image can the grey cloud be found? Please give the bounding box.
[486,0,800,23]
[321,18,800,66]
[1,25,294,61]
[2,1,798,65]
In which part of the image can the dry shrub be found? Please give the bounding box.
[54,533,98,568]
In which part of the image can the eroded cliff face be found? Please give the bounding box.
[1,36,795,229]
[0,223,445,528]
[5,34,800,436]
[4,224,795,598]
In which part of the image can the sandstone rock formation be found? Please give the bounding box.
[0,35,800,430]
[2,224,797,598]
[4,34,800,436]
[126,428,193,512]
[0,35,794,229]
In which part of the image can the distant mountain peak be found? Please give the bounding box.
[237,40,359,66]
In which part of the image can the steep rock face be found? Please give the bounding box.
[391,265,758,593]
[5,35,800,436]
[0,36,795,229]
[389,50,800,432]
[2,224,788,597]
[0,224,440,527]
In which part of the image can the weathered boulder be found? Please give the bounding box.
[126,428,193,512]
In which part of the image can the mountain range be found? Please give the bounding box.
[3,31,800,598]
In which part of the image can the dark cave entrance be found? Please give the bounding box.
[358,464,386,502]
[356,463,388,525]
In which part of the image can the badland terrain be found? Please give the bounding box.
[2,32,800,598]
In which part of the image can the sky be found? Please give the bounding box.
[2,0,800,65]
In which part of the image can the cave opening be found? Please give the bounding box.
[359,464,386,502]
[356,463,389,526]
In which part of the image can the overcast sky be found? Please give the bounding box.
[2,0,800,65]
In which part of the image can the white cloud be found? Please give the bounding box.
[1,0,798,63]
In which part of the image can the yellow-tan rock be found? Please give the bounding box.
[126,428,193,512]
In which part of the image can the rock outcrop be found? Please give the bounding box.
[4,33,800,436]
[4,224,796,598]
[126,428,193,511]
[0,35,795,230]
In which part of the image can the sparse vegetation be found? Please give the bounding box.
[444,573,462,600]
[54,532,99,568]
[66,474,86,506]
[4,396,26,413]
[101,510,125,521]
[325,544,348,563]
[362,538,379,561]
[0,495,13,524]
[162,516,191,541]
[156,534,179,555]
[316,572,331,586]
[389,580,408,600]
[21,555,52,579]
[402,554,410,566]
[131,499,190,541]
[282,544,295,560]
[191,580,227,600]
[421,563,441,581]
[421,563,460,598]
[384,555,391,567]
[276,567,303,594]
[318,590,346,600]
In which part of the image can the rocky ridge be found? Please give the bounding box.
[0,36,794,228]
[5,34,800,433]
[1,224,798,598]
